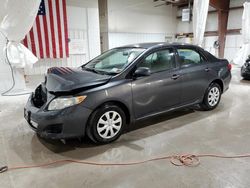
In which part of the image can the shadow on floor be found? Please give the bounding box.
[240,78,250,84]
[32,107,212,161]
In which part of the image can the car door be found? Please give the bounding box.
[131,48,182,119]
[177,47,212,105]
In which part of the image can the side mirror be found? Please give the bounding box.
[134,67,151,77]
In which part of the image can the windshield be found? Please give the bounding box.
[83,48,145,74]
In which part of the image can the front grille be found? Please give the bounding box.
[32,84,47,108]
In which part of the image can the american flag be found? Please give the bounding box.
[23,0,69,59]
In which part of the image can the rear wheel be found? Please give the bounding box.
[87,104,126,144]
[201,83,221,111]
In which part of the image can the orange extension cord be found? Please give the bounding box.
[2,153,250,174]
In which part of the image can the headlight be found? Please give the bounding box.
[48,96,87,111]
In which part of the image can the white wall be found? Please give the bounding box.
[107,0,177,48]
[108,5,176,34]
[225,1,244,61]
[87,8,102,59]
[26,0,101,75]
[109,32,167,49]
[176,8,218,34]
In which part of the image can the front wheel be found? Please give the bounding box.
[87,104,126,144]
[201,83,222,111]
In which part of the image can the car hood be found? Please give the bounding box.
[45,67,111,93]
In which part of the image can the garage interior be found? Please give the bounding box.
[0,0,250,187]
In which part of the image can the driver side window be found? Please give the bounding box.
[138,49,176,73]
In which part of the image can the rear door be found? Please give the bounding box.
[131,48,182,119]
[177,47,214,104]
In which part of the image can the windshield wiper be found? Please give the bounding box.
[104,72,118,75]
[82,67,118,76]
[82,67,102,74]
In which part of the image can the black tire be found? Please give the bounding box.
[243,77,250,80]
[201,83,222,111]
[86,104,126,144]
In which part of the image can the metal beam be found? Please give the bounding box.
[175,29,241,38]
[218,9,229,58]
[98,0,109,52]
[209,0,230,58]
[209,0,229,10]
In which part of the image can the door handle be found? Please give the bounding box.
[205,67,211,72]
[171,74,180,80]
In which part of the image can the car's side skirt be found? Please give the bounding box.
[135,99,202,122]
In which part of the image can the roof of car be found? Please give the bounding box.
[119,42,199,49]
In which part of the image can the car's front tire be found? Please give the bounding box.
[242,76,250,80]
[87,104,126,144]
[201,83,222,111]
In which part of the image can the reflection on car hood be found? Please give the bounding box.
[45,67,111,93]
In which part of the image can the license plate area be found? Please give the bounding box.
[30,120,38,128]
[24,108,30,121]
[24,109,38,129]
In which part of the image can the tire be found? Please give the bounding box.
[86,104,126,144]
[201,83,222,111]
[243,76,250,80]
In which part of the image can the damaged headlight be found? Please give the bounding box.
[48,96,87,111]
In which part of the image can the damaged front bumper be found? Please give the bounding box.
[24,88,92,139]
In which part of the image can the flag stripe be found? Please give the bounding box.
[44,0,53,58]
[59,0,65,58]
[55,0,63,58]
[33,23,40,58]
[27,34,32,51]
[29,28,37,56]
[36,17,44,58]
[62,0,69,57]
[51,0,59,58]
[39,16,46,58]
[23,36,28,47]
[48,0,57,58]
[42,13,50,58]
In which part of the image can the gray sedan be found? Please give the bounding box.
[24,43,232,144]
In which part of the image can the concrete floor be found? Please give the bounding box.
[0,68,250,188]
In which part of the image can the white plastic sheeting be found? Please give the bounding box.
[7,42,38,68]
[233,2,250,66]
[192,0,209,46]
[0,0,40,93]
